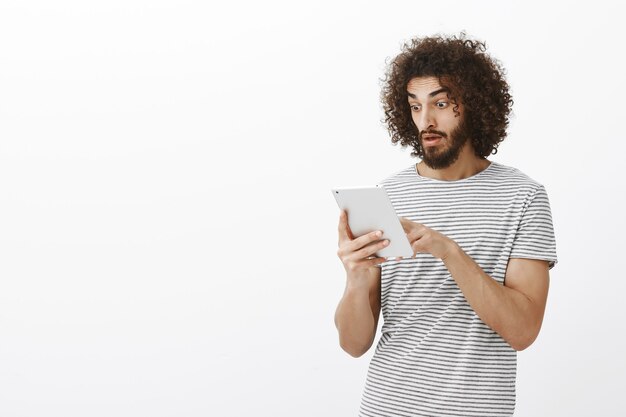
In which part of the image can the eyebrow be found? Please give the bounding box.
[407,87,449,100]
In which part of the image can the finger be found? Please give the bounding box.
[337,210,354,244]
[339,230,384,262]
[406,224,426,241]
[354,237,389,260]
[399,217,412,233]
[349,229,385,254]
[410,239,426,256]
[362,255,387,267]
[399,217,424,231]
[367,257,387,267]
[339,230,382,259]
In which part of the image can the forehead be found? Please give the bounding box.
[406,76,447,99]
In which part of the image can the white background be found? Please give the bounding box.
[1,1,624,416]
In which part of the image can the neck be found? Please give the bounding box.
[417,142,490,181]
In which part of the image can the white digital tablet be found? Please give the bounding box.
[331,185,414,259]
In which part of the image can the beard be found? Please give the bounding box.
[417,117,471,169]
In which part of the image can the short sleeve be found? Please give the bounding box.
[510,184,558,270]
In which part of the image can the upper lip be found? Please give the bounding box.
[422,134,442,140]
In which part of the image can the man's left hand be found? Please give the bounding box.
[399,217,457,260]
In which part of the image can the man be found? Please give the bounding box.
[334,33,557,417]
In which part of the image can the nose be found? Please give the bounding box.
[415,107,435,132]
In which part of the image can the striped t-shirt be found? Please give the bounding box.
[358,160,558,417]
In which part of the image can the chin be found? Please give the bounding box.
[422,150,462,169]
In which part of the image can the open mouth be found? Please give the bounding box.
[422,135,443,146]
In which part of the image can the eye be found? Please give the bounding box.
[436,101,449,109]
[410,104,421,111]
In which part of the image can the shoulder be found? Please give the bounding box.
[487,161,546,194]
[376,164,416,188]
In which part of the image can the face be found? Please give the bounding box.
[407,76,471,169]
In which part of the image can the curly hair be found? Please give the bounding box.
[380,32,513,158]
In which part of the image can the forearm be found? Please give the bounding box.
[334,281,376,357]
[442,244,540,350]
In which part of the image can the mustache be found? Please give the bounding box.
[420,130,447,139]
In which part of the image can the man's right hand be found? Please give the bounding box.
[336,210,389,276]
[335,209,386,356]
